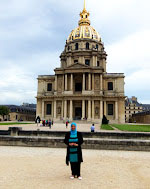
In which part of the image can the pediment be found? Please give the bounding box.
[66,63,89,69]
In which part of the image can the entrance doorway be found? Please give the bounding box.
[75,107,82,120]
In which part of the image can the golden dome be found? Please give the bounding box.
[67,0,101,43]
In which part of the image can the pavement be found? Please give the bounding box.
[0,122,100,132]
[0,146,150,189]
[0,122,150,188]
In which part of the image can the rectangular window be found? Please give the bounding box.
[108,82,113,90]
[97,61,100,67]
[46,104,51,115]
[74,60,78,63]
[47,83,52,91]
[108,104,113,115]
[85,59,90,66]
[75,43,78,50]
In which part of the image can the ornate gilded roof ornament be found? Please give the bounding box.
[78,0,91,26]
[67,0,101,42]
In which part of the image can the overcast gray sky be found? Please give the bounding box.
[0,0,150,105]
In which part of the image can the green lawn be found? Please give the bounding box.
[112,124,150,132]
[0,122,34,125]
[101,124,114,130]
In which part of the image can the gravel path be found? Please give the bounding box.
[0,146,150,189]
[0,122,101,132]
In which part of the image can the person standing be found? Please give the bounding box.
[66,121,68,128]
[49,120,52,129]
[64,122,83,180]
[90,124,95,132]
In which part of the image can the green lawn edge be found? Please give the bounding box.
[112,124,150,132]
[0,122,34,125]
[101,124,114,130]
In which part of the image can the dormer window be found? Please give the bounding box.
[75,43,78,50]
[85,59,90,66]
[86,42,89,49]
[74,60,78,63]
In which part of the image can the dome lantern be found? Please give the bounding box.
[67,0,101,43]
[78,0,90,26]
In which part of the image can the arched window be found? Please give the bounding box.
[75,43,78,50]
[108,82,113,90]
[86,42,89,49]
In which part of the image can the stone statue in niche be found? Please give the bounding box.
[95,107,99,115]
[58,80,62,90]
[95,79,99,90]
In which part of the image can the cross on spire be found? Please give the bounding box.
[84,0,86,10]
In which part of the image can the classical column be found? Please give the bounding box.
[65,74,67,91]
[115,101,118,120]
[92,56,95,66]
[42,101,44,119]
[70,100,73,120]
[55,75,57,91]
[82,73,85,91]
[69,57,72,65]
[104,101,107,116]
[88,73,91,90]
[61,100,64,118]
[82,100,85,120]
[92,100,95,120]
[62,75,64,92]
[92,74,95,91]
[103,59,106,72]
[54,100,56,119]
[64,100,67,120]
[100,74,103,91]
[71,74,73,91]
[88,100,91,120]
[79,57,82,63]
[100,100,103,119]
[95,56,97,66]
[52,101,54,118]
[115,79,117,91]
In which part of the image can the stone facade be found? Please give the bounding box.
[0,105,36,122]
[36,3,125,124]
[125,96,143,123]
[131,111,150,124]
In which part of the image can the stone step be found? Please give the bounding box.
[5,128,150,140]
[0,135,150,151]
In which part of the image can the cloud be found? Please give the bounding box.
[0,0,150,104]
[125,69,150,104]
[106,29,150,103]
[0,51,60,105]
